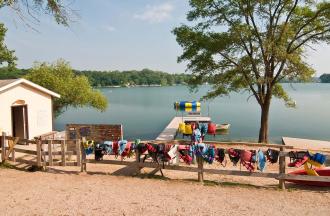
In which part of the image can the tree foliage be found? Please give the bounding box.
[174,0,330,142]
[77,69,190,87]
[0,0,76,26]
[24,59,108,116]
[320,73,330,83]
[0,23,16,68]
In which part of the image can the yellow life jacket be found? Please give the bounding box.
[304,163,319,176]
[185,124,192,135]
[179,123,186,134]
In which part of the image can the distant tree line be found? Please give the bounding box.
[0,67,191,87]
[320,74,330,83]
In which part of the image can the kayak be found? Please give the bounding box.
[216,123,231,130]
[287,167,330,187]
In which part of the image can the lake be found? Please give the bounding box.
[55,84,330,143]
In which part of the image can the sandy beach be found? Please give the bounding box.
[0,164,329,216]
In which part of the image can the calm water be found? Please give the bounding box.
[55,84,330,143]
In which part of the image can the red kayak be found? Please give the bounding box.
[287,167,330,187]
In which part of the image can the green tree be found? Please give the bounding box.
[320,74,330,83]
[0,23,16,68]
[25,59,108,116]
[174,0,330,143]
[0,0,75,26]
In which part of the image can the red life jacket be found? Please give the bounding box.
[112,141,119,156]
[121,141,132,159]
[207,123,216,135]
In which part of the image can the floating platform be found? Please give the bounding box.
[156,116,211,141]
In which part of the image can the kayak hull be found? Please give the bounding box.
[287,167,330,187]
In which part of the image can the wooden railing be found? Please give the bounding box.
[81,139,330,190]
[0,132,81,168]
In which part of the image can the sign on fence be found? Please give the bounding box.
[66,124,123,142]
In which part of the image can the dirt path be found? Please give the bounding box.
[0,167,329,216]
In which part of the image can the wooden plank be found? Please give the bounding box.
[36,140,41,167]
[203,168,279,178]
[48,140,53,166]
[279,146,286,189]
[277,174,330,182]
[1,132,6,162]
[76,139,81,167]
[11,148,37,155]
[61,140,66,166]
[197,156,204,183]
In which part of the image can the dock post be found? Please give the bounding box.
[279,146,286,190]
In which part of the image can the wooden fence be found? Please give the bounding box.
[0,132,81,169]
[80,139,330,189]
[2,131,330,190]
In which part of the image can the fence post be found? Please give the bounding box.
[80,141,86,172]
[48,140,53,166]
[76,139,81,167]
[1,132,6,163]
[36,139,42,168]
[279,146,286,190]
[135,151,141,175]
[197,155,204,183]
[61,140,66,166]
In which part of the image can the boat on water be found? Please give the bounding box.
[216,123,231,130]
[287,167,330,187]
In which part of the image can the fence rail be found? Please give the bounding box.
[1,132,330,190]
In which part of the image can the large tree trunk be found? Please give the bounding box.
[258,94,271,143]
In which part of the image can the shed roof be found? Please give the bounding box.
[0,78,60,98]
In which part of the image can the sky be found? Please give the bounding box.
[0,0,329,75]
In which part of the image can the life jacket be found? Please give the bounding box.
[83,140,94,155]
[228,148,240,166]
[118,140,128,155]
[308,152,326,167]
[102,141,113,155]
[200,123,208,136]
[257,150,267,172]
[216,148,227,167]
[185,124,193,135]
[178,123,186,134]
[240,150,255,172]
[179,149,192,165]
[112,141,119,157]
[288,151,309,168]
[192,128,202,144]
[265,149,279,163]
[195,143,207,157]
[121,141,132,159]
[203,145,215,164]
[166,145,178,161]
[304,163,319,176]
[136,143,148,155]
[95,143,104,161]
[207,123,216,135]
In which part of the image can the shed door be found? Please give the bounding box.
[12,105,29,139]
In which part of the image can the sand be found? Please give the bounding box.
[0,164,329,216]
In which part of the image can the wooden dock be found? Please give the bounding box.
[156,116,211,141]
[283,137,330,152]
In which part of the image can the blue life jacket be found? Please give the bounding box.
[257,149,267,172]
[310,153,326,165]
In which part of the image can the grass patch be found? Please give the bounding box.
[0,161,15,169]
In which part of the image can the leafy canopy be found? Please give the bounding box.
[174,0,330,107]
[0,0,76,26]
[24,59,108,116]
[0,23,16,68]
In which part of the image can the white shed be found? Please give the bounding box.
[0,78,60,139]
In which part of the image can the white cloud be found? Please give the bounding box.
[134,3,174,23]
[104,25,116,32]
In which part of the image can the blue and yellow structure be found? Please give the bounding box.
[174,101,201,109]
